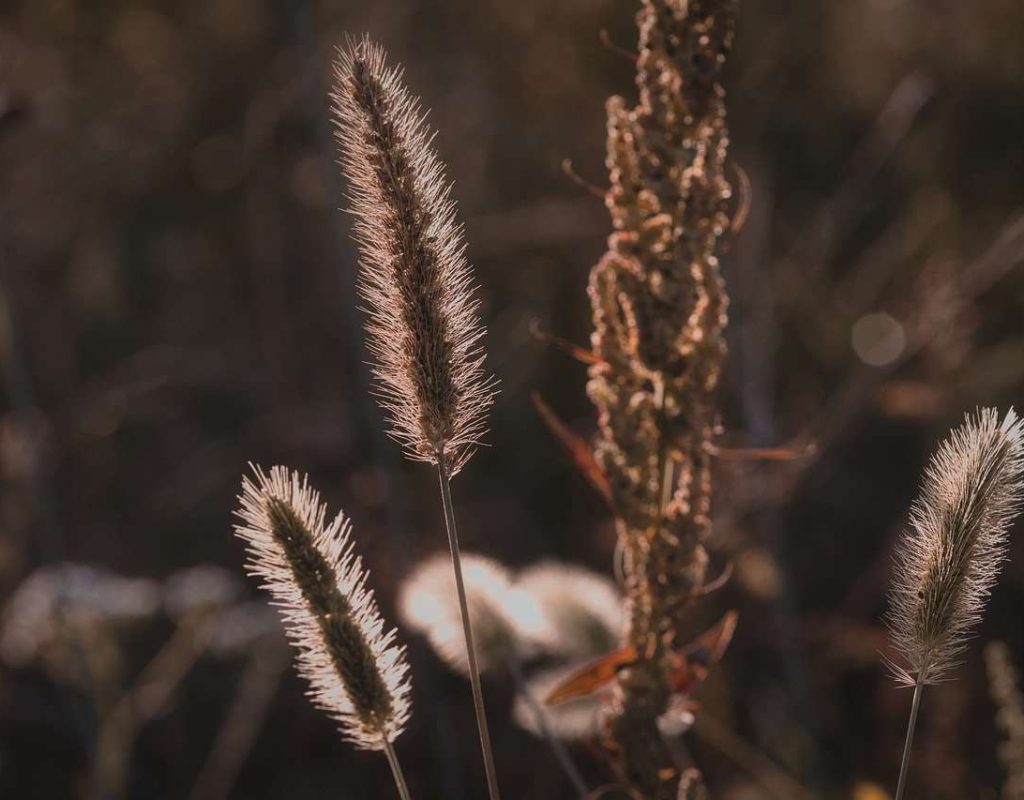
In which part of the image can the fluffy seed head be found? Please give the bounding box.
[513,665,609,741]
[888,409,1024,685]
[398,552,543,674]
[234,466,411,749]
[331,36,495,474]
[514,562,624,660]
[0,564,160,667]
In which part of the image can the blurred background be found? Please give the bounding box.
[1,0,1023,798]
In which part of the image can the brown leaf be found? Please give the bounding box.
[531,392,614,507]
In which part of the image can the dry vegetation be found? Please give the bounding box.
[2,0,1024,799]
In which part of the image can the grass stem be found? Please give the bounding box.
[894,679,924,800]
[435,448,502,800]
[383,737,413,800]
[508,658,589,799]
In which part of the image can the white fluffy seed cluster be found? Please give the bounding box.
[399,554,626,741]
[515,561,625,660]
[398,552,542,674]
[0,564,160,666]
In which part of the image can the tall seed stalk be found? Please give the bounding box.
[584,0,739,796]
[331,37,500,800]
[399,552,592,798]
[435,448,501,800]
[233,466,414,800]
[886,409,1024,800]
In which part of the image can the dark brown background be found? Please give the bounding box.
[1,0,1023,798]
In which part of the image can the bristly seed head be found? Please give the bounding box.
[887,408,1024,686]
[234,465,411,749]
[331,36,496,475]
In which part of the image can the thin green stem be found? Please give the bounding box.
[435,448,502,800]
[508,658,589,799]
[382,736,412,800]
[894,679,924,800]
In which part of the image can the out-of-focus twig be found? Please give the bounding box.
[86,614,212,800]
[787,72,934,279]
[693,714,816,800]
[714,207,1024,542]
[0,245,65,563]
[187,640,289,800]
[801,209,1024,459]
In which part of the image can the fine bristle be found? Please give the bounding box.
[331,36,496,474]
[233,465,411,750]
[887,408,1024,685]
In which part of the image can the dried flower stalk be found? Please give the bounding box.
[233,466,412,780]
[585,0,738,796]
[677,770,710,800]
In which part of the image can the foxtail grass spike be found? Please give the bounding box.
[888,408,1024,686]
[887,409,1024,800]
[331,36,495,475]
[233,465,412,752]
[334,35,502,800]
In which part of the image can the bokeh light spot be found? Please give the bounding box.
[851,312,905,367]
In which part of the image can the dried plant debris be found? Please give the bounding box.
[584,0,739,795]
